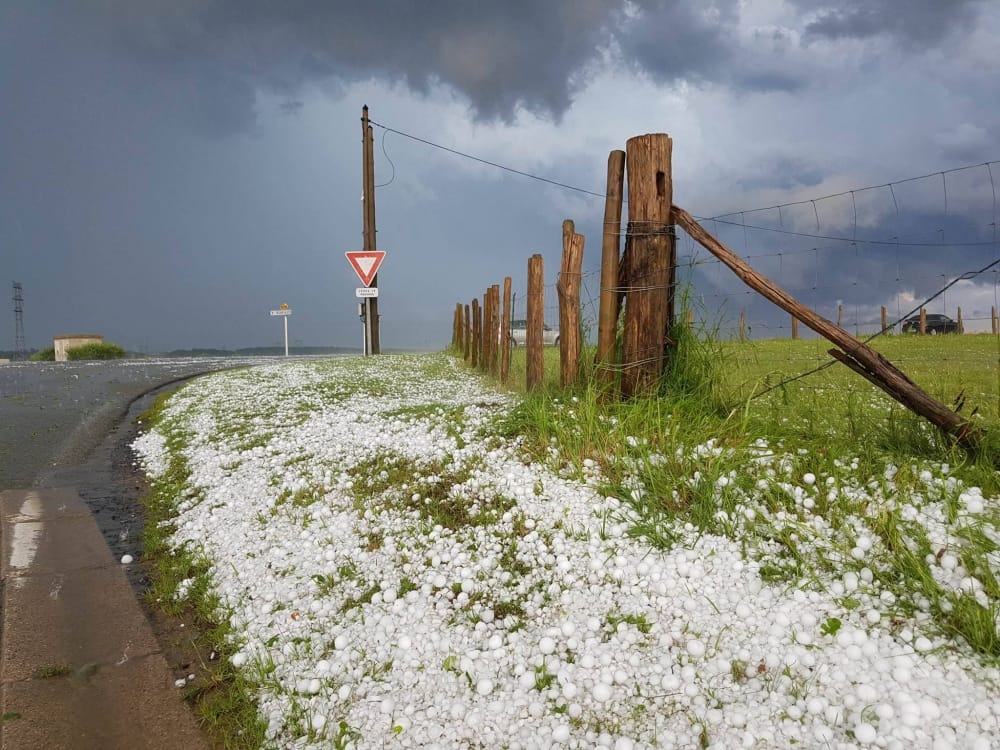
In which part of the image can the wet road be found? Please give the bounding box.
[0,358,284,586]
[0,357,273,489]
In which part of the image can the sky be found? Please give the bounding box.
[2,0,999,353]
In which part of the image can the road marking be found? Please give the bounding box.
[8,491,43,579]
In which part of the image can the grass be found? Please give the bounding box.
[31,664,72,679]
[137,396,269,749]
[135,330,999,744]
[478,326,1000,661]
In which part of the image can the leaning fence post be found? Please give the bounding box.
[739,307,746,342]
[597,150,626,395]
[622,133,673,398]
[527,254,545,390]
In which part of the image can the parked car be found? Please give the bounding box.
[901,313,959,334]
[509,319,559,346]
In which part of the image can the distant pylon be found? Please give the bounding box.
[12,282,25,359]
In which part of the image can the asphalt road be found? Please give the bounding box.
[0,357,272,489]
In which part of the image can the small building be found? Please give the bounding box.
[54,334,103,362]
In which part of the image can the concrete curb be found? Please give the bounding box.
[1,488,209,749]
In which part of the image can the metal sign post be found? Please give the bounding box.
[346,251,385,356]
[269,303,292,356]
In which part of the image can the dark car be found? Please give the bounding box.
[901,313,959,334]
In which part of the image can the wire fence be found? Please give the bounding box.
[374,116,998,415]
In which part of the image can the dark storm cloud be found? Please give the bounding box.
[795,0,984,46]
[613,0,738,86]
[71,0,624,131]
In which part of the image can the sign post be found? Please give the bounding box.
[346,251,385,356]
[269,303,292,357]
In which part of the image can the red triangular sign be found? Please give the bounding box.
[345,251,386,287]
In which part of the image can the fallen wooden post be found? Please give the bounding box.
[671,204,982,451]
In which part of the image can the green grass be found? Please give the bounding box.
[471,326,1000,661]
[137,396,268,749]
[31,664,72,679]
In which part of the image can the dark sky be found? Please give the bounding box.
[2,1,998,352]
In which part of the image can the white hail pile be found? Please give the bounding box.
[133,355,999,750]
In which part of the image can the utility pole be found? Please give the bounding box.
[12,282,25,359]
[361,105,381,354]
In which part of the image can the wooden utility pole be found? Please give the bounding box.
[361,105,381,354]
[597,150,625,393]
[558,221,585,388]
[672,205,982,450]
[622,134,674,397]
[526,254,545,390]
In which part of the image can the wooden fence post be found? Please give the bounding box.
[993,306,998,335]
[597,150,626,394]
[558,221,585,388]
[919,307,927,335]
[464,304,471,361]
[739,307,746,342]
[881,306,888,333]
[527,254,545,390]
[471,298,480,368]
[957,306,964,334]
[490,285,501,376]
[455,303,463,349]
[501,277,512,384]
[837,304,843,328]
[481,290,489,371]
[481,289,491,372]
[622,133,673,398]
[792,315,799,340]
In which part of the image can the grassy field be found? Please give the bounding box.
[504,332,1000,450]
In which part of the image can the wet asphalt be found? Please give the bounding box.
[0,357,277,583]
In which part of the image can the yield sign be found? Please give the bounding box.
[345,251,386,287]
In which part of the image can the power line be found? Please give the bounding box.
[366,117,998,232]
[367,119,608,199]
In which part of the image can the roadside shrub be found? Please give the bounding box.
[66,342,126,360]
[29,347,55,361]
